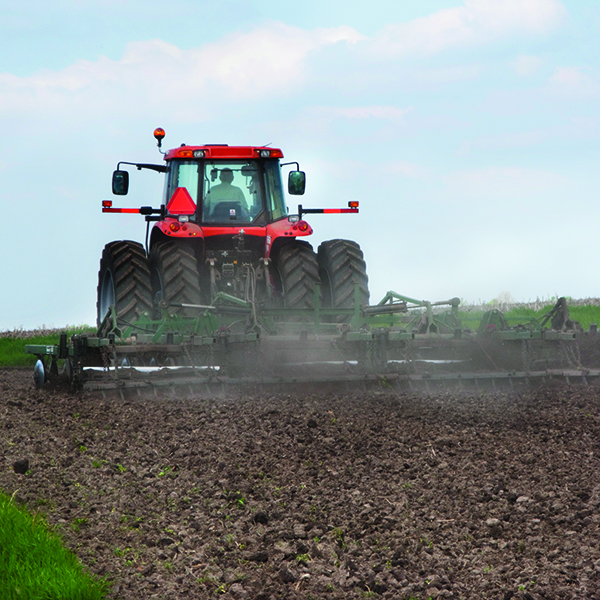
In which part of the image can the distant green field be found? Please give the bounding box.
[0,326,94,368]
[458,303,600,332]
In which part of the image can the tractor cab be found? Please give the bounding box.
[162,149,293,227]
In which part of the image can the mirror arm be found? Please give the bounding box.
[117,161,167,173]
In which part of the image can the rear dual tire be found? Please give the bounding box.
[97,241,153,328]
[317,239,369,320]
[149,242,203,317]
[275,241,320,310]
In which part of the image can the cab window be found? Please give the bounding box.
[164,158,288,225]
[263,160,287,221]
[165,161,201,220]
[201,161,255,223]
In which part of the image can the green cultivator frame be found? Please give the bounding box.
[25,291,600,395]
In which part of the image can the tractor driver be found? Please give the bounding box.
[204,168,248,221]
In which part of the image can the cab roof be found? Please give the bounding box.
[164,145,284,161]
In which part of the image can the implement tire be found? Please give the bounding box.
[317,239,369,321]
[149,242,203,317]
[97,240,153,328]
[275,241,320,309]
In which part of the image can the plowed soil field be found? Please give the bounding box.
[2,368,600,600]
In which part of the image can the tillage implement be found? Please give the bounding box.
[27,130,600,394]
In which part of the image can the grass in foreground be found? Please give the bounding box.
[0,491,108,600]
[0,326,94,368]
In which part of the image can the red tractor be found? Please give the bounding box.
[98,129,369,328]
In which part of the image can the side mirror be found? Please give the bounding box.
[112,170,129,195]
[288,171,306,196]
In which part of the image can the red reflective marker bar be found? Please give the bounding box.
[298,201,359,218]
[102,200,160,215]
[102,207,143,213]
[300,207,359,214]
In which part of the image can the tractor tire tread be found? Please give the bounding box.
[276,241,320,309]
[149,242,203,316]
[318,239,369,313]
[97,240,153,328]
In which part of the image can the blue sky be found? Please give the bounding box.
[1,0,599,329]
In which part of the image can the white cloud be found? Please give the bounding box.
[191,24,364,100]
[372,0,567,57]
[0,23,363,120]
[513,54,544,77]
[550,66,586,86]
[313,105,412,122]
[414,64,483,83]
[547,66,599,97]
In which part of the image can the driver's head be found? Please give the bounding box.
[220,168,234,184]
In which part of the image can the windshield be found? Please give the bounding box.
[165,159,287,225]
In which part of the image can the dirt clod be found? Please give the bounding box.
[279,566,296,583]
[12,457,29,474]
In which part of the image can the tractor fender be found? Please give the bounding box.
[265,219,313,259]
[150,218,204,243]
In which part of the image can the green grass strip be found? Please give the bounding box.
[0,327,94,368]
[564,305,600,330]
[0,491,108,600]
[459,304,600,332]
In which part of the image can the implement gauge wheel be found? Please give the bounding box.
[275,241,320,309]
[318,239,369,321]
[149,242,203,318]
[97,240,153,328]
